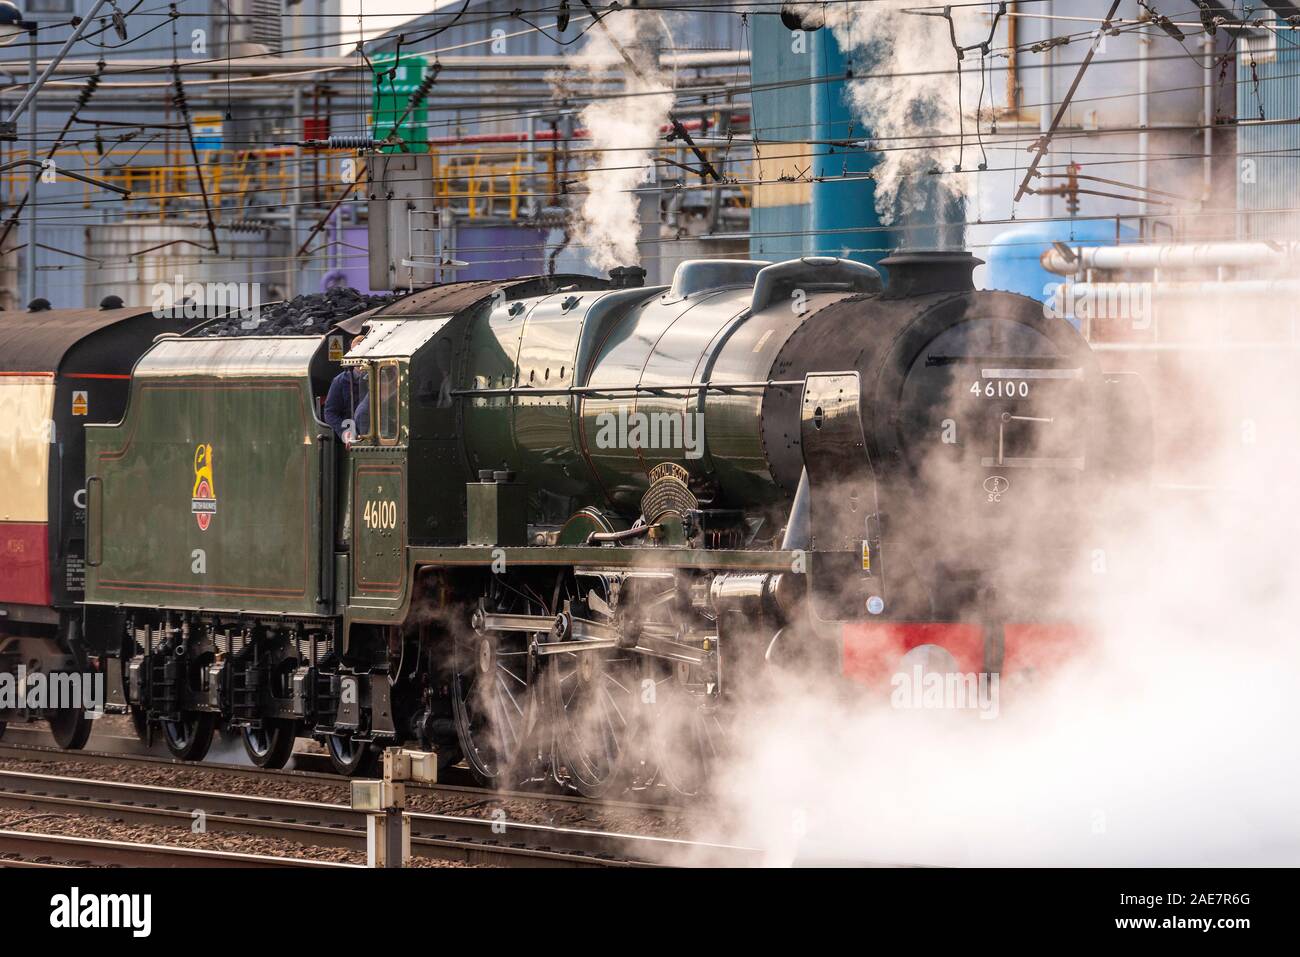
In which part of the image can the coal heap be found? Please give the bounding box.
[196,287,395,337]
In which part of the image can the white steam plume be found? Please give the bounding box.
[790,1,984,224]
[679,295,1300,867]
[564,13,675,271]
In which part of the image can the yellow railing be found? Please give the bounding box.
[0,146,358,220]
[0,141,751,224]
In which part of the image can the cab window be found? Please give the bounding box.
[349,362,373,444]
[377,361,400,444]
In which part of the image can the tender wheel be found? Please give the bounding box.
[48,706,92,751]
[161,712,216,761]
[451,581,546,788]
[241,719,297,769]
[327,731,377,777]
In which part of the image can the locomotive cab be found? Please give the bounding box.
[343,320,434,617]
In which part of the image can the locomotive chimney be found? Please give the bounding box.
[879,250,983,299]
[608,266,647,289]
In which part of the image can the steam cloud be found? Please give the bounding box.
[677,289,1300,867]
[564,12,675,271]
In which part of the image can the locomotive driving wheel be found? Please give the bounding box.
[547,574,649,797]
[645,659,729,798]
[629,580,729,798]
[450,578,547,787]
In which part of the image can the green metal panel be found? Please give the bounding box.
[635,287,751,478]
[348,355,409,610]
[412,544,796,572]
[456,288,666,522]
[452,279,805,519]
[703,292,845,504]
[372,54,429,153]
[576,287,783,511]
[84,337,330,616]
[466,479,529,546]
[459,296,530,473]
[510,295,589,496]
[350,453,407,610]
[578,293,695,510]
[356,316,468,546]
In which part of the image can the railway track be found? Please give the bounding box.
[0,723,688,815]
[0,829,361,868]
[0,723,337,774]
[0,766,755,868]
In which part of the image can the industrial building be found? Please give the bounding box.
[0,3,1297,311]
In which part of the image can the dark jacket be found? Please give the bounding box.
[354,393,371,438]
[324,369,365,438]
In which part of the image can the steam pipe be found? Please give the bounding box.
[585,525,651,545]
[780,468,811,551]
[1057,279,1300,298]
[709,572,800,622]
[1041,242,1300,276]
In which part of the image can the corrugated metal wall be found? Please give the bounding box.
[1237,16,1300,241]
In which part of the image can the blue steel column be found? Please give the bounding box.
[750,22,960,264]
[809,27,887,265]
[747,16,813,263]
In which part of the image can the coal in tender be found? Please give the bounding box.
[196,287,395,337]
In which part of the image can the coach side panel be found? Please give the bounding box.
[0,375,54,609]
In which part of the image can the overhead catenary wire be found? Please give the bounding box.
[0,59,107,249]
[0,0,1284,283]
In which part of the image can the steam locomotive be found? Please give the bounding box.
[0,252,1143,795]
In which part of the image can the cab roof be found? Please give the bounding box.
[368,274,608,320]
[346,318,449,361]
